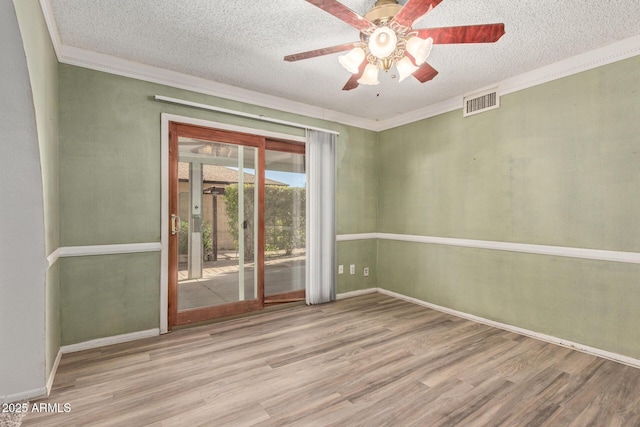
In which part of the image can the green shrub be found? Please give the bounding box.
[224,184,305,258]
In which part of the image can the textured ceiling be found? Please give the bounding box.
[49,0,640,122]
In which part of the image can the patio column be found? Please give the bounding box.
[188,162,203,279]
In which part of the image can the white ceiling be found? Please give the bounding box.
[47,0,640,125]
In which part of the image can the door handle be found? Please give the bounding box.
[171,214,181,235]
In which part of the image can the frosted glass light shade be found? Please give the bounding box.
[357,63,380,85]
[338,47,365,74]
[368,27,398,59]
[396,56,419,82]
[406,36,433,64]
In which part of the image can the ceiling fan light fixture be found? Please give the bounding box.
[357,63,380,85]
[406,36,434,64]
[338,47,366,74]
[368,26,398,59]
[284,0,505,91]
[396,56,419,82]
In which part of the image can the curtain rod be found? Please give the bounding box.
[154,95,340,136]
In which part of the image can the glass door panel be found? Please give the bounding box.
[169,123,308,327]
[264,148,306,302]
[177,137,259,311]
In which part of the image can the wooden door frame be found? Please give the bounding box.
[263,139,306,304]
[169,122,266,328]
[166,122,306,333]
[160,115,307,333]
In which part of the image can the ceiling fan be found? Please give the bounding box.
[284,0,505,90]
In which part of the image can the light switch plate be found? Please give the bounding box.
[338,265,344,274]
[350,264,355,275]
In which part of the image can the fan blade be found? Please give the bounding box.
[305,0,376,32]
[415,24,505,44]
[391,0,443,29]
[413,62,439,83]
[342,60,367,91]
[284,41,360,62]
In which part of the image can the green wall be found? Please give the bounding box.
[337,239,378,292]
[335,122,378,293]
[57,38,639,361]
[377,56,640,358]
[58,64,377,344]
[59,253,160,344]
[336,126,378,234]
[14,0,60,383]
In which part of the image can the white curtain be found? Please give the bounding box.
[305,129,337,305]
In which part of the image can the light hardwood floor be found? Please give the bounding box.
[24,293,640,426]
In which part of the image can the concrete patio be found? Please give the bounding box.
[178,251,305,310]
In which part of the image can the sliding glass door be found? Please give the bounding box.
[168,123,305,327]
[264,143,306,303]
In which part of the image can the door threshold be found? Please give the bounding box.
[172,300,306,330]
[265,297,305,305]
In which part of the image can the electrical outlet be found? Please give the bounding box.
[350,264,355,275]
[338,265,344,274]
[363,267,369,277]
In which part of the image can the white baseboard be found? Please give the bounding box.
[60,328,160,354]
[1,387,47,404]
[377,288,640,369]
[2,350,63,403]
[46,349,62,396]
[336,288,378,300]
[44,330,158,398]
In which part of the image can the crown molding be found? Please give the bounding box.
[37,2,376,130]
[38,0,61,59]
[498,34,640,97]
[38,0,640,133]
[57,45,379,131]
[376,34,640,131]
[374,96,461,131]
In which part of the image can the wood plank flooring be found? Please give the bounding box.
[23,294,640,426]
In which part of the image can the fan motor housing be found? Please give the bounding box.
[364,0,402,25]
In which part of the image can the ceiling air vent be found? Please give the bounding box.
[463,88,499,117]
